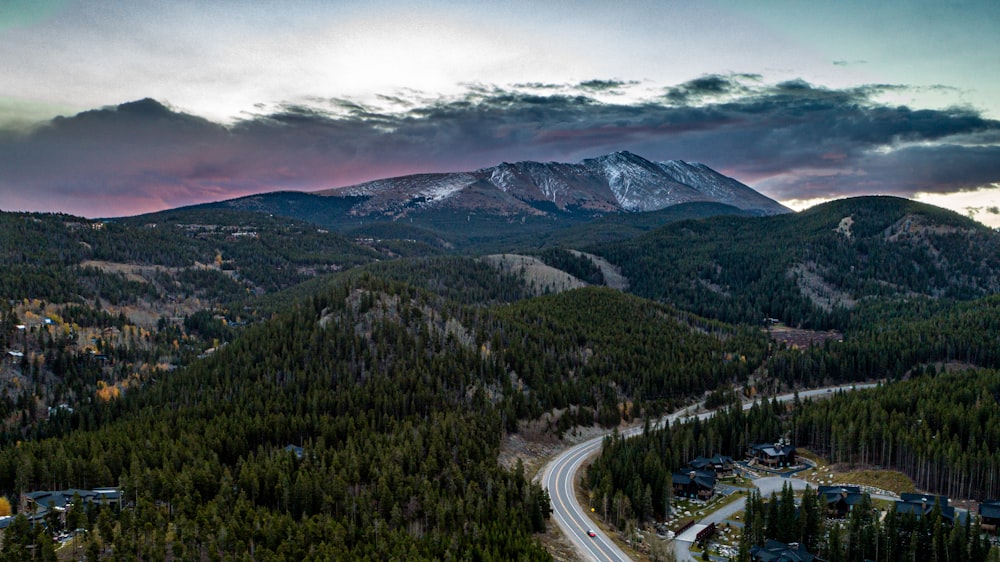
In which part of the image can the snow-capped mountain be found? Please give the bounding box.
[318,151,790,217]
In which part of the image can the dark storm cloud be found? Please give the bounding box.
[577,79,639,95]
[665,75,741,101]
[1,77,999,216]
[577,79,628,90]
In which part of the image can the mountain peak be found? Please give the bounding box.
[317,151,790,218]
[587,150,654,166]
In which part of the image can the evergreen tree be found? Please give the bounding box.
[826,522,845,562]
[798,485,822,553]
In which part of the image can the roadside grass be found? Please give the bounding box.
[803,464,915,495]
[795,448,827,466]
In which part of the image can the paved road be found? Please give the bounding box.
[541,383,876,562]
[542,437,632,562]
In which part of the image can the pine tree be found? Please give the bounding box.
[764,492,781,542]
[826,523,845,562]
[799,485,822,552]
[777,482,797,543]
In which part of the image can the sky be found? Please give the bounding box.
[1,0,1000,224]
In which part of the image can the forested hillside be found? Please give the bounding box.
[0,268,776,558]
[793,369,1000,501]
[0,209,392,448]
[1,194,999,559]
[769,294,1000,387]
[0,275,553,560]
[585,288,1000,559]
[0,209,384,307]
[595,196,1000,329]
[489,287,768,427]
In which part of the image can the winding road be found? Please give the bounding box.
[540,383,877,562]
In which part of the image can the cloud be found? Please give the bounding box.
[1,77,999,217]
[576,79,639,95]
[663,75,758,104]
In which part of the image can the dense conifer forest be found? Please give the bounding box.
[0,268,769,559]
[1,195,999,559]
[595,197,1000,329]
[587,367,1000,560]
[735,483,991,562]
[0,276,557,560]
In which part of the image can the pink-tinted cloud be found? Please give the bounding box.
[1,78,999,217]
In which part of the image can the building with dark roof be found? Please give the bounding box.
[979,500,1000,533]
[894,493,957,525]
[672,469,716,500]
[20,488,120,524]
[817,485,865,518]
[689,454,735,477]
[748,441,797,468]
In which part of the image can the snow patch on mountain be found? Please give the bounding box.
[346,173,475,204]
[323,151,790,217]
[489,165,517,194]
[586,152,708,212]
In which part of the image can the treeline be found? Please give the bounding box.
[254,256,537,321]
[591,368,1000,534]
[737,484,991,562]
[59,304,129,330]
[535,249,605,285]
[585,399,788,524]
[792,369,1000,500]
[354,257,536,306]
[488,287,769,427]
[769,294,1000,388]
[0,209,384,305]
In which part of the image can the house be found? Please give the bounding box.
[979,500,1000,533]
[748,439,797,468]
[817,486,865,518]
[751,539,822,562]
[672,469,716,500]
[689,454,735,477]
[894,493,957,525]
[20,488,121,524]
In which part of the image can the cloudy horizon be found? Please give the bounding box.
[2,1,999,223]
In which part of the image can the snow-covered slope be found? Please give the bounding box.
[655,160,787,213]
[316,151,790,217]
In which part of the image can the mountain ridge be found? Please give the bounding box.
[318,150,790,218]
[593,195,1000,329]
